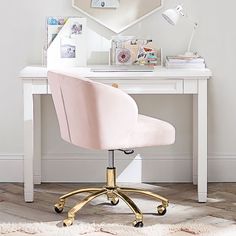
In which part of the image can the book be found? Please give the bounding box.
[166,56,205,63]
[166,62,206,69]
[165,55,206,69]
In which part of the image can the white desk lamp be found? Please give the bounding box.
[162,5,198,57]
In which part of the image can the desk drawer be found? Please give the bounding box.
[97,79,183,94]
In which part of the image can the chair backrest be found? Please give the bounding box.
[48,71,138,150]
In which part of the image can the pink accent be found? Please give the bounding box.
[48,71,175,150]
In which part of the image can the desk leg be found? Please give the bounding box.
[34,95,41,185]
[196,80,208,203]
[193,96,198,186]
[23,82,34,202]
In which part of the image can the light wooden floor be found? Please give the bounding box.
[0,183,235,227]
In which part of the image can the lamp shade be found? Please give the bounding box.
[162,5,183,26]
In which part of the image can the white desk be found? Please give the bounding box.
[20,66,212,203]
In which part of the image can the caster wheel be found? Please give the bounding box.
[54,201,65,213]
[157,205,167,216]
[63,217,74,227]
[54,203,64,213]
[111,198,119,206]
[133,220,144,228]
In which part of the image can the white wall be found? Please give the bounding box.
[0,0,236,182]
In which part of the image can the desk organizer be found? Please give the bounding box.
[110,36,162,66]
[47,17,87,68]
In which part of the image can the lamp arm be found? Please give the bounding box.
[187,22,198,53]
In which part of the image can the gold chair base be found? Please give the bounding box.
[54,167,169,227]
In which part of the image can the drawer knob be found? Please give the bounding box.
[112,83,119,88]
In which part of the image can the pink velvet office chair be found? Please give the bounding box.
[48,71,175,227]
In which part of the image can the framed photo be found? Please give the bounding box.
[60,38,76,58]
[91,0,120,8]
[71,22,83,35]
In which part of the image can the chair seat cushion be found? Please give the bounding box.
[124,114,175,148]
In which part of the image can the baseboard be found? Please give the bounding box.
[1,153,236,182]
[41,154,192,183]
[0,154,23,182]
[208,154,236,182]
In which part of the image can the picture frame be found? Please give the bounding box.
[91,0,120,8]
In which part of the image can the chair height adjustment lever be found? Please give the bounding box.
[118,149,135,155]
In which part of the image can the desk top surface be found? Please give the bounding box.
[20,66,212,80]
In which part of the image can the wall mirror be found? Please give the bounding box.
[72,0,163,33]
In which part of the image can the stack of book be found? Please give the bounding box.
[165,55,206,69]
